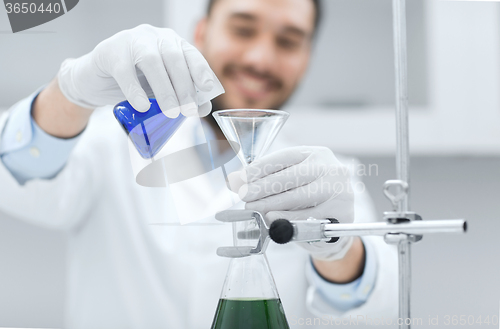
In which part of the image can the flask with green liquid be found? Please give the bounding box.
[210,254,290,329]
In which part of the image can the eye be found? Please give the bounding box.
[232,26,256,38]
[277,37,300,50]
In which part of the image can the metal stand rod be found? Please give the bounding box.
[393,0,410,206]
[399,240,411,328]
[392,0,411,327]
[322,220,466,237]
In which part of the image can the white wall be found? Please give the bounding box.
[164,0,206,42]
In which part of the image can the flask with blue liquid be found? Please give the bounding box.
[113,76,224,159]
[113,99,186,159]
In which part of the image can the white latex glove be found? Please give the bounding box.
[228,146,355,262]
[58,24,222,117]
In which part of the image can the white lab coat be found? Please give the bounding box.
[0,105,398,329]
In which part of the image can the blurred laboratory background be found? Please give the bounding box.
[0,0,499,328]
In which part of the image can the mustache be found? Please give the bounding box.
[222,64,283,90]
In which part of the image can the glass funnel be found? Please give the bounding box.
[212,109,289,166]
[211,109,290,329]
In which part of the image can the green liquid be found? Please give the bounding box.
[210,298,290,329]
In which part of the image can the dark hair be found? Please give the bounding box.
[206,0,322,34]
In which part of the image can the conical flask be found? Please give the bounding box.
[210,254,289,329]
[211,109,290,329]
[113,99,186,159]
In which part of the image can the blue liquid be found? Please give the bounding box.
[113,99,186,159]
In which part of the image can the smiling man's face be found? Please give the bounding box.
[195,0,315,110]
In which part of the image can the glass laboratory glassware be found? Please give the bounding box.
[113,99,186,159]
[213,109,290,166]
[211,254,289,329]
[211,109,290,329]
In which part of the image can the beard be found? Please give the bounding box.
[213,62,294,110]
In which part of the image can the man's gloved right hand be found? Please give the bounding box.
[57,24,219,118]
[228,146,356,262]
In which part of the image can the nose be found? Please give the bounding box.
[241,34,278,75]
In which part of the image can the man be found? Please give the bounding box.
[0,0,397,327]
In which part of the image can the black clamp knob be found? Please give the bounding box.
[269,219,294,244]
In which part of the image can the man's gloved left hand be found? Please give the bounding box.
[228,146,355,262]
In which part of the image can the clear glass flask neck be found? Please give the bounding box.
[221,254,279,300]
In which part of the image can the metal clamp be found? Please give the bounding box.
[215,210,466,254]
[383,180,409,213]
[383,211,423,243]
[383,180,423,243]
[215,210,271,258]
